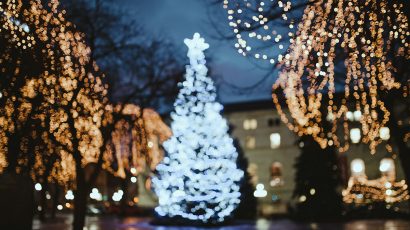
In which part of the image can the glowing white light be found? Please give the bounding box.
[35,183,42,191]
[130,167,137,175]
[379,158,394,173]
[254,184,267,198]
[353,110,362,121]
[130,176,137,183]
[65,190,74,200]
[350,128,361,144]
[385,182,392,189]
[46,193,51,200]
[310,188,316,195]
[380,127,390,140]
[346,111,354,121]
[57,205,63,210]
[112,190,124,202]
[299,195,307,202]
[386,189,393,196]
[89,188,102,201]
[270,133,281,149]
[351,159,365,176]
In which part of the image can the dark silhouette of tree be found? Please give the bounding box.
[292,135,343,220]
[233,137,257,220]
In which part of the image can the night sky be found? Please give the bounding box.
[122,0,278,104]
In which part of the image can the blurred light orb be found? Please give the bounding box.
[65,190,74,200]
[35,183,42,191]
[254,183,267,198]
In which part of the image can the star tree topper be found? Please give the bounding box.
[184,33,209,68]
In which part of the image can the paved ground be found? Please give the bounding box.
[33,215,410,230]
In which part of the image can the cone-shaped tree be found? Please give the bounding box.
[153,33,243,224]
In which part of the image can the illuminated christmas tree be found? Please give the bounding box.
[153,33,243,224]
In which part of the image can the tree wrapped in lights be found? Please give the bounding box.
[105,104,172,178]
[153,33,243,224]
[0,1,141,229]
[223,0,302,64]
[272,0,409,154]
[222,0,409,153]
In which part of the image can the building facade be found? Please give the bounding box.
[223,100,406,216]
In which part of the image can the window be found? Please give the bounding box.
[346,110,362,121]
[247,163,258,186]
[268,118,281,127]
[245,136,256,149]
[270,162,284,187]
[353,110,362,121]
[379,158,395,181]
[350,128,361,144]
[346,111,354,121]
[243,119,257,130]
[350,158,365,178]
[270,133,281,149]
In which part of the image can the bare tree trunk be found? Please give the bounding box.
[51,184,60,219]
[73,168,88,230]
[120,177,129,216]
[38,183,48,222]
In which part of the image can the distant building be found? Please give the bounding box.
[223,99,406,216]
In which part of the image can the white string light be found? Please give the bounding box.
[153,33,243,223]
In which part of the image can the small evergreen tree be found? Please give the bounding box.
[152,33,243,224]
[232,137,257,220]
[292,135,343,220]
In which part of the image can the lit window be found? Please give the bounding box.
[270,162,284,187]
[350,128,361,144]
[379,158,396,181]
[243,119,257,130]
[379,127,390,140]
[346,110,362,121]
[247,163,258,186]
[351,159,365,177]
[346,111,354,121]
[245,136,256,149]
[353,110,362,121]
[270,133,281,149]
